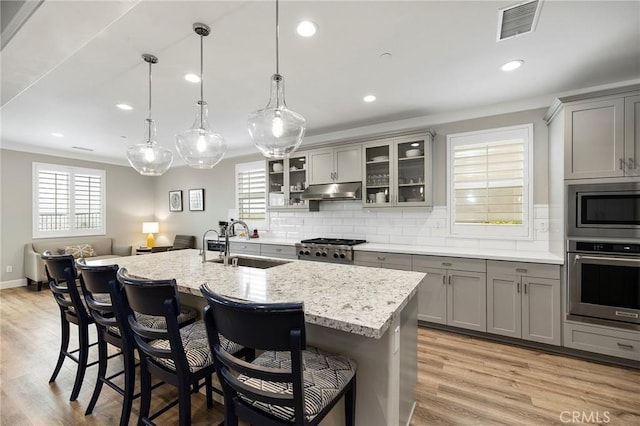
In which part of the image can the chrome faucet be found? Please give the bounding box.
[201,229,220,263]
[223,220,250,265]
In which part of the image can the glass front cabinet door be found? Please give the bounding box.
[363,134,433,208]
[267,154,308,210]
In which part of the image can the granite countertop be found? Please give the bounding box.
[221,236,564,264]
[90,249,424,339]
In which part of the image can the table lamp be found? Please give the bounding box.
[142,222,159,248]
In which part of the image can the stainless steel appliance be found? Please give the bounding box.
[567,181,640,239]
[567,239,640,330]
[207,239,226,253]
[295,238,366,264]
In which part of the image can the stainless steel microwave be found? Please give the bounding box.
[567,181,640,239]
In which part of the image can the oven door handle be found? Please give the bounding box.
[574,254,640,266]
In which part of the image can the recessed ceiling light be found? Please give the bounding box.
[363,95,376,103]
[296,21,317,37]
[184,73,200,83]
[500,60,524,72]
[116,103,133,110]
[51,132,64,138]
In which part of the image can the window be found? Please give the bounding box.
[447,124,533,239]
[32,162,106,238]
[235,161,266,229]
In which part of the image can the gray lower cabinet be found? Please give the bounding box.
[260,243,297,259]
[229,241,261,256]
[564,321,640,361]
[413,256,487,332]
[353,251,412,270]
[487,261,561,346]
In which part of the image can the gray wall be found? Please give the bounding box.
[0,149,155,283]
[0,107,550,284]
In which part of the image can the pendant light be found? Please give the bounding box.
[176,23,226,169]
[248,0,306,159]
[126,54,173,176]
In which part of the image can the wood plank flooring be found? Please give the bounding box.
[1,286,639,425]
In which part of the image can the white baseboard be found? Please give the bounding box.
[1,278,27,290]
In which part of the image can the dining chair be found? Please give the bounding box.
[200,284,357,426]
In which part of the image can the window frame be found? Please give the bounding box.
[446,123,534,240]
[32,162,106,238]
[235,160,267,230]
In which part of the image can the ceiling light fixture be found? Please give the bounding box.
[126,54,173,176]
[363,95,376,103]
[116,103,133,111]
[248,0,306,159]
[176,23,226,169]
[296,20,317,37]
[51,132,64,137]
[184,73,200,83]
[500,59,524,71]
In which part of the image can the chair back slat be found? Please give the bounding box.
[117,268,190,373]
[76,260,119,330]
[200,284,305,351]
[41,251,88,318]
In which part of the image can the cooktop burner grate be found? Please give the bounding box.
[300,238,367,246]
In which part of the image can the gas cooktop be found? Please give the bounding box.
[300,238,367,246]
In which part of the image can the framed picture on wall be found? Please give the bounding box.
[189,188,205,211]
[169,190,183,212]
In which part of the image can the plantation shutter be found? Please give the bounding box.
[453,139,525,225]
[74,173,103,230]
[33,163,106,237]
[237,165,266,221]
[37,169,71,231]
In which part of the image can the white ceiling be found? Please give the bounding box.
[2,0,639,167]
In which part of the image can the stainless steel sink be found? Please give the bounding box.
[207,256,290,269]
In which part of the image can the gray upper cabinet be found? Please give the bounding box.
[564,91,640,179]
[362,134,433,208]
[307,145,362,184]
[413,256,487,332]
[624,95,640,177]
[487,261,561,346]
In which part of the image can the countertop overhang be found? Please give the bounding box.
[90,249,425,339]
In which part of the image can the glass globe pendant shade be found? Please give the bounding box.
[176,101,226,169]
[127,118,173,176]
[248,74,306,159]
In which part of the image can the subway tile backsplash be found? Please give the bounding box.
[268,203,551,252]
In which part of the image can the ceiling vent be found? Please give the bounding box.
[497,0,543,41]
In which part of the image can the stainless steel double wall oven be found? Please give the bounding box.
[566,181,640,330]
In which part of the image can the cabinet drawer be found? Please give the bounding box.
[564,322,640,361]
[354,251,411,268]
[260,244,297,259]
[412,255,486,273]
[229,242,261,255]
[487,261,560,279]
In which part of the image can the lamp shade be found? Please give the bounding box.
[142,222,159,234]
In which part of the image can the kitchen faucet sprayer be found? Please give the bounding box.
[201,229,220,263]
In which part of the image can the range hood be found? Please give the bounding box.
[301,182,361,201]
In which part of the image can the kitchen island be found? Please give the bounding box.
[91,249,425,426]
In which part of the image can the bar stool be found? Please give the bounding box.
[41,251,98,401]
[200,283,357,426]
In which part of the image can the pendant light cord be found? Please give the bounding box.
[147,59,153,143]
[275,0,279,75]
[199,32,205,127]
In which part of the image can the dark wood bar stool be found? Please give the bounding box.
[200,284,357,426]
[41,251,98,401]
[116,268,250,426]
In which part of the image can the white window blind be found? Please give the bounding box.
[236,161,266,223]
[33,163,106,238]
[447,124,532,239]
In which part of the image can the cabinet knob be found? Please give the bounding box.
[619,158,625,170]
[628,157,637,170]
[617,342,634,350]
[516,268,527,274]
[377,256,386,261]
[442,262,452,267]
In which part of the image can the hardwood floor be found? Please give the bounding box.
[1,286,639,425]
